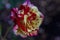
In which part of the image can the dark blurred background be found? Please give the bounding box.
[0,0,60,40]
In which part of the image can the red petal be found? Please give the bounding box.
[24,6,30,14]
[17,20,27,32]
[19,5,25,10]
[28,13,36,21]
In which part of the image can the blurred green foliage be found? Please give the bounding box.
[0,0,25,10]
[9,0,25,7]
[0,0,2,2]
[0,3,4,10]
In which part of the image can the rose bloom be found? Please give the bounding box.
[11,1,44,38]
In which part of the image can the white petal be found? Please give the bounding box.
[18,10,21,14]
[13,25,18,35]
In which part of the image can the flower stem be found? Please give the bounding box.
[3,26,13,39]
